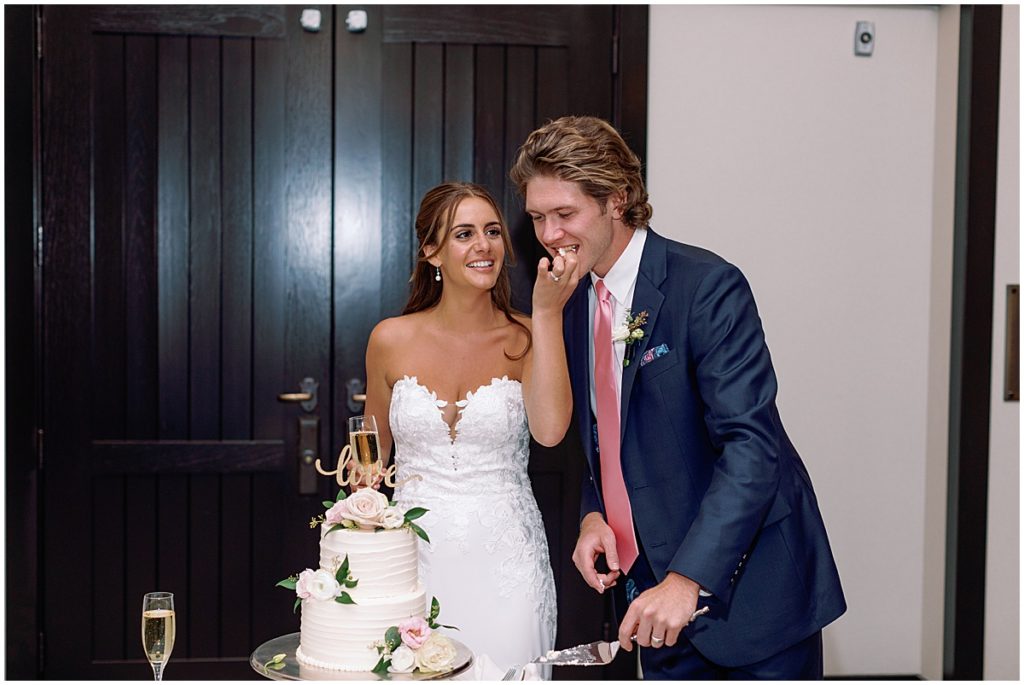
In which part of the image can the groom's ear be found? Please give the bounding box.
[607,191,628,221]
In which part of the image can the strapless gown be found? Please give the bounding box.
[390,375,557,675]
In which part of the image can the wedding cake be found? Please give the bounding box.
[278,488,458,674]
[296,526,426,670]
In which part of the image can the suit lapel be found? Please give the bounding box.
[565,279,596,470]
[620,231,667,437]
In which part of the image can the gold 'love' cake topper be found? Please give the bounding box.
[313,443,420,490]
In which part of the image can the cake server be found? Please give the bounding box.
[530,639,620,667]
[531,606,710,667]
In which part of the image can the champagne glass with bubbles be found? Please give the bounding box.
[348,415,380,488]
[141,592,175,680]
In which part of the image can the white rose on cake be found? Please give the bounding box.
[343,489,390,528]
[307,569,342,601]
[387,645,417,674]
[381,507,405,529]
[414,634,457,673]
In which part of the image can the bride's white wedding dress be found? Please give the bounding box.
[390,375,557,674]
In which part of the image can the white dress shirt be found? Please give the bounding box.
[588,227,648,417]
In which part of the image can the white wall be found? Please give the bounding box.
[983,4,1019,680]
[648,5,950,676]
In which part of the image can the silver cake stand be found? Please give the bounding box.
[251,632,473,681]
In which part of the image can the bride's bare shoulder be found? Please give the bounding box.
[369,312,431,351]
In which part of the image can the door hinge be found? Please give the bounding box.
[36,225,43,269]
[36,428,44,471]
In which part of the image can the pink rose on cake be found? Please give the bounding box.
[314,488,431,542]
[372,597,459,676]
[398,616,432,648]
[323,500,349,526]
[342,489,390,528]
[414,633,457,673]
[294,569,316,599]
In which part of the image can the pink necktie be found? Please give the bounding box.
[593,280,639,574]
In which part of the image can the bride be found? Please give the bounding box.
[361,182,580,674]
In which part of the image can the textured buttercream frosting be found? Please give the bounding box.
[297,526,427,671]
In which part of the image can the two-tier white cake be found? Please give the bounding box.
[295,526,426,671]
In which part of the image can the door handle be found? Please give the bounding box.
[347,378,366,413]
[298,415,319,495]
[278,377,318,412]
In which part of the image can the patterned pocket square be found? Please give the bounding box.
[640,343,670,367]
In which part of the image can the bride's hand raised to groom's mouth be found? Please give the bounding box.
[573,512,623,594]
[531,250,581,314]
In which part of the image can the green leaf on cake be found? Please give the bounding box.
[325,523,344,536]
[344,579,358,589]
[276,576,297,590]
[403,507,428,522]
[335,489,348,501]
[293,597,302,614]
[429,597,441,622]
[337,554,351,582]
[322,500,335,509]
[408,522,430,543]
[371,656,392,678]
[384,626,402,652]
[336,592,355,605]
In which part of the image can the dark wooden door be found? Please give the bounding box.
[39,5,646,679]
[41,5,327,679]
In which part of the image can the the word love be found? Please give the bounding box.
[315,445,418,490]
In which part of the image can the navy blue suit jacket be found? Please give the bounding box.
[565,230,846,667]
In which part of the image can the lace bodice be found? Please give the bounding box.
[389,375,557,643]
[390,375,532,499]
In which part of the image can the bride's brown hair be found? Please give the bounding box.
[403,182,531,360]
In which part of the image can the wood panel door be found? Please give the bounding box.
[39,4,646,679]
[41,6,330,678]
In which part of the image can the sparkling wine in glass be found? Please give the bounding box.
[348,414,380,487]
[141,592,175,681]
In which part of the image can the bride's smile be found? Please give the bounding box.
[429,196,505,290]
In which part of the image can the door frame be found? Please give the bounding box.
[5,3,42,679]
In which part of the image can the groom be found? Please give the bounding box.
[510,116,846,679]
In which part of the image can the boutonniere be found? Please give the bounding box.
[612,309,649,367]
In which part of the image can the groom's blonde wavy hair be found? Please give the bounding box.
[403,182,531,361]
[509,116,653,230]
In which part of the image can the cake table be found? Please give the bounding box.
[251,632,473,681]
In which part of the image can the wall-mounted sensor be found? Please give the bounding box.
[299,9,321,33]
[346,10,368,33]
[855,21,875,57]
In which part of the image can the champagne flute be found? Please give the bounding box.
[348,415,380,488]
[141,592,175,681]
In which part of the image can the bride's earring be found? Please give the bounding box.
[434,266,441,282]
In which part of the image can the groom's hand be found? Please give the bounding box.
[573,512,622,593]
[617,572,700,652]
